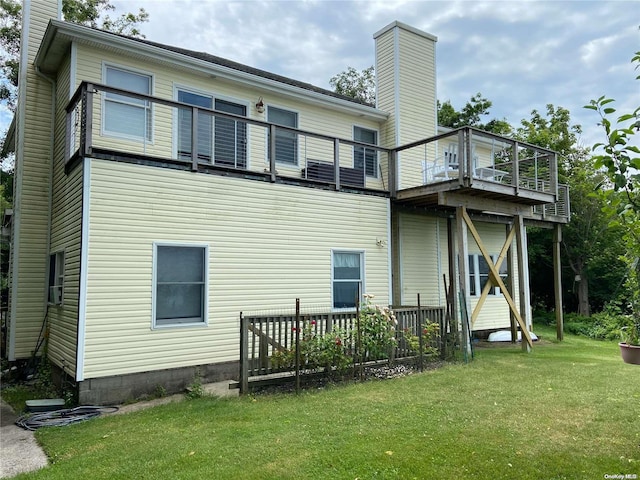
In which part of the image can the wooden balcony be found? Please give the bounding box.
[391,127,569,223]
[66,83,569,223]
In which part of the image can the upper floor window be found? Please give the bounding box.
[332,251,364,309]
[268,106,298,165]
[468,254,507,296]
[354,126,378,177]
[104,65,152,141]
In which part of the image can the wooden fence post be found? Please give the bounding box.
[417,294,424,372]
[239,312,248,394]
[295,298,301,394]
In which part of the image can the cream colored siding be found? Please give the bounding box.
[467,222,520,331]
[398,213,519,331]
[10,1,58,358]
[73,45,384,189]
[375,29,397,150]
[396,28,436,189]
[82,159,390,379]
[45,52,82,374]
[398,213,443,305]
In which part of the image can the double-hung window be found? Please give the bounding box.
[153,244,208,328]
[332,251,364,309]
[48,251,64,305]
[468,254,507,296]
[354,126,378,177]
[267,106,298,165]
[104,66,152,141]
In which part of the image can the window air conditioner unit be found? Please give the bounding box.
[49,286,63,305]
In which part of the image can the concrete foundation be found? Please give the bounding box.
[77,361,238,405]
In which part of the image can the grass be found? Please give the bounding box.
[7,326,640,480]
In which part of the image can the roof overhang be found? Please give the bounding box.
[36,20,389,122]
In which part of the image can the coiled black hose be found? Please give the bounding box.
[15,406,119,431]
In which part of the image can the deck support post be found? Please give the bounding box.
[515,215,532,352]
[391,205,402,306]
[456,206,472,358]
[553,224,564,341]
[447,217,457,334]
[506,223,517,343]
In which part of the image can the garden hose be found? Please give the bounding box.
[15,406,119,431]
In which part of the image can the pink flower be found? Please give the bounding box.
[335,337,342,346]
[311,321,317,326]
[292,327,298,332]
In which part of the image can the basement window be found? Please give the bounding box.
[48,251,64,305]
[153,244,208,328]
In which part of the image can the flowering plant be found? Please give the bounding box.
[358,294,398,362]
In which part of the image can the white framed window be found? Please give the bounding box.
[175,88,248,168]
[152,243,208,328]
[48,251,64,305]
[103,65,152,141]
[267,106,298,165]
[468,254,507,297]
[332,250,364,309]
[354,126,378,177]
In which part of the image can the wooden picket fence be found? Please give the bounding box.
[238,301,448,394]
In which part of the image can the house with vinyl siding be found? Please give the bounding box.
[5,0,569,403]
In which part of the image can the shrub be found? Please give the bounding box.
[358,295,397,362]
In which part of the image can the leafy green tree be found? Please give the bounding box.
[517,104,626,316]
[438,94,512,135]
[585,51,640,334]
[329,66,375,105]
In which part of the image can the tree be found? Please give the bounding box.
[437,94,512,135]
[329,66,375,105]
[517,104,626,316]
[1,0,148,110]
[585,51,640,331]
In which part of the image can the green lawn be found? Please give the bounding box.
[10,327,640,479]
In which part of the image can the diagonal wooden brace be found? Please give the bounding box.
[461,209,533,348]
[471,224,516,327]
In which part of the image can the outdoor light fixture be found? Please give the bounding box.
[255,97,265,113]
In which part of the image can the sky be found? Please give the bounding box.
[1,0,638,151]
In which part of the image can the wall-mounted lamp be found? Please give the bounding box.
[255,97,265,113]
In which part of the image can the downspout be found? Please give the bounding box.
[34,65,56,313]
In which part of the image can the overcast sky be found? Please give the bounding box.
[1,0,638,150]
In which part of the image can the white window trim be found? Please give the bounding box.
[331,249,366,311]
[353,124,380,178]
[469,254,505,297]
[48,250,65,306]
[266,104,300,167]
[101,62,155,144]
[152,242,209,329]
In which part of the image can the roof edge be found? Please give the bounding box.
[38,20,389,122]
